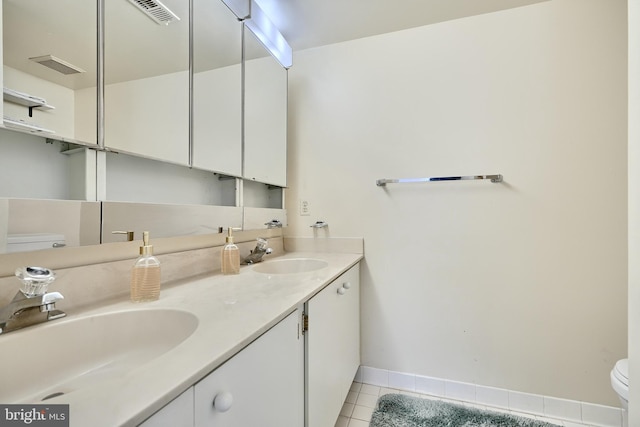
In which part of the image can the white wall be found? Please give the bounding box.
[628,0,639,423]
[0,128,82,200]
[286,0,627,406]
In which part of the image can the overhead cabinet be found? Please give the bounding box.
[192,0,243,176]
[0,0,290,242]
[2,0,288,180]
[103,0,190,165]
[243,24,288,187]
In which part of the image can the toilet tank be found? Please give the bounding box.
[7,233,66,253]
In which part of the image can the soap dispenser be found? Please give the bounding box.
[130,231,161,302]
[221,227,240,275]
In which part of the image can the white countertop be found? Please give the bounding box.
[23,251,362,427]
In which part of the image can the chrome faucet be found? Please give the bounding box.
[243,238,273,264]
[264,219,283,229]
[0,267,66,335]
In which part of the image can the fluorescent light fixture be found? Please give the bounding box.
[29,55,85,75]
[245,0,292,69]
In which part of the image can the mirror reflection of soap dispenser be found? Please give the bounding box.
[131,231,161,302]
[221,227,240,275]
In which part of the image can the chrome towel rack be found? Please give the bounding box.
[376,174,503,187]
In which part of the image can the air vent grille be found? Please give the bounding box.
[127,0,180,25]
[29,55,85,75]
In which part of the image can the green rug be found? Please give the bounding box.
[370,394,561,427]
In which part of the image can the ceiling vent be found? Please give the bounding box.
[29,55,85,75]
[127,0,180,25]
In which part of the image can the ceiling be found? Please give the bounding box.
[254,0,549,52]
[3,0,548,91]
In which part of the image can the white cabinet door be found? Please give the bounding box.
[139,387,194,427]
[194,310,304,427]
[306,265,360,427]
[192,63,242,176]
[104,0,190,165]
[243,26,288,187]
[192,0,242,176]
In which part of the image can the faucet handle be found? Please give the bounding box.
[112,230,134,241]
[265,220,283,229]
[42,292,64,304]
[255,237,269,251]
[15,267,56,297]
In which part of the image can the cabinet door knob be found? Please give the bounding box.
[342,282,351,290]
[213,391,233,412]
[337,287,346,295]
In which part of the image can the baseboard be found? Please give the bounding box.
[356,366,625,427]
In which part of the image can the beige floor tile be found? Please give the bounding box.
[356,393,379,408]
[334,415,350,427]
[360,384,381,396]
[351,405,375,422]
[340,402,355,417]
[347,419,370,427]
[379,387,398,396]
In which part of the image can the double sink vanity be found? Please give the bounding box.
[0,248,362,427]
[0,2,348,423]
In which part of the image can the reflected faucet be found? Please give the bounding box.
[0,267,66,335]
[243,238,273,265]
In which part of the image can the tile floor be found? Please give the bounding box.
[335,382,600,427]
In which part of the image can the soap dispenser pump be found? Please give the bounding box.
[221,227,240,275]
[130,231,161,302]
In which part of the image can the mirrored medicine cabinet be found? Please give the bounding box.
[0,0,289,254]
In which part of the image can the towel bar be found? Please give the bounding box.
[376,174,503,186]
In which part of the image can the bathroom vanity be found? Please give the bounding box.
[0,252,362,427]
[141,261,360,427]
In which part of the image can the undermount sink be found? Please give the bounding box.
[0,308,198,402]
[252,258,329,275]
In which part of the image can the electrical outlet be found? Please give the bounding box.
[300,200,310,216]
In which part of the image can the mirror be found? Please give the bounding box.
[103,151,237,206]
[104,0,189,165]
[2,0,97,144]
[102,201,242,243]
[243,24,288,187]
[0,0,288,254]
[0,198,101,254]
[0,128,89,200]
[192,0,243,176]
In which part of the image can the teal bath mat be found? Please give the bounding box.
[370,394,561,427]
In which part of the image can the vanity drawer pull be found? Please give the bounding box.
[213,391,233,412]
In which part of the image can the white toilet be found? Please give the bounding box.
[611,358,629,410]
